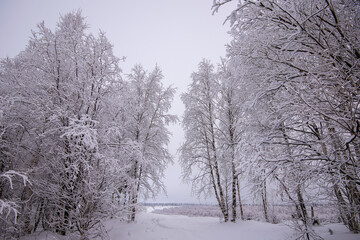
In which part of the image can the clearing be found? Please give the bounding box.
[105,207,357,240]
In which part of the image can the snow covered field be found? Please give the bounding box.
[106,211,291,240]
[150,204,340,224]
[106,211,358,240]
[22,206,359,240]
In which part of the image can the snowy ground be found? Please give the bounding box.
[106,211,291,240]
[105,210,357,240]
[21,206,359,240]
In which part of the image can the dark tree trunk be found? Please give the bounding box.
[237,177,244,220]
[261,178,269,223]
[297,186,310,240]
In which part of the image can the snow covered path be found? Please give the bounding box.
[107,212,292,240]
[106,211,358,240]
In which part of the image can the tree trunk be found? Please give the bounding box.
[130,196,138,222]
[213,159,228,222]
[311,205,314,220]
[236,177,244,220]
[328,123,360,233]
[211,131,228,221]
[297,186,310,240]
[261,178,269,223]
[334,183,360,233]
[205,109,229,222]
[231,165,237,222]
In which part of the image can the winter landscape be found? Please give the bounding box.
[1,0,360,240]
[19,205,359,240]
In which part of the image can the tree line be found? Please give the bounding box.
[180,0,359,239]
[0,11,176,239]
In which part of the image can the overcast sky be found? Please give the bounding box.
[0,0,235,203]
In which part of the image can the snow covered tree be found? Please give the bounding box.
[181,59,230,222]
[217,59,245,222]
[0,10,162,239]
[21,11,124,238]
[125,65,177,221]
[214,0,360,235]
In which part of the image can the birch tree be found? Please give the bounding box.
[1,11,131,239]
[181,60,230,222]
[217,59,245,222]
[126,65,177,221]
[214,0,360,235]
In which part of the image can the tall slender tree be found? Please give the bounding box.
[181,60,229,222]
[126,65,177,221]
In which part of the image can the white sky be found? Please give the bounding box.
[0,0,236,203]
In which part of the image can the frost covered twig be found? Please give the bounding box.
[0,170,31,223]
[0,200,19,224]
[1,170,31,189]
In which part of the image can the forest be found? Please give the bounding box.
[1,1,360,240]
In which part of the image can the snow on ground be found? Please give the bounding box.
[105,209,358,240]
[21,207,359,240]
[106,211,292,240]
